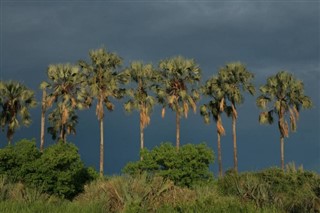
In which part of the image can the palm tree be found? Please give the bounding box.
[124,61,158,159]
[0,81,37,144]
[200,76,227,177]
[218,62,255,172]
[79,48,127,177]
[47,103,78,142]
[157,56,201,150]
[257,71,312,170]
[40,64,89,144]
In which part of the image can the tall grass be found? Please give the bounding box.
[0,167,318,213]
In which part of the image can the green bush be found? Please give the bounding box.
[26,142,95,199]
[0,139,41,182]
[0,139,97,200]
[123,142,214,187]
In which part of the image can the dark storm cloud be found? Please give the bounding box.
[1,1,319,174]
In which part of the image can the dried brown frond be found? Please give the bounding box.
[189,98,197,113]
[46,96,56,108]
[219,98,225,112]
[96,100,104,120]
[183,102,189,118]
[161,107,165,118]
[293,105,299,120]
[279,119,289,137]
[140,106,151,128]
[61,106,69,125]
[217,116,225,135]
[71,97,77,108]
[231,104,238,119]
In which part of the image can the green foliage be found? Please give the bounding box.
[42,64,90,142]
[0,139,97,200]
[123,143,214,187]
[157,56,201,118]
[0,139,40,182]
[76,173,195,213]
[218,167,320,213]
[257,71,313,137]
[26,142,94,199]
[0,81,37,144]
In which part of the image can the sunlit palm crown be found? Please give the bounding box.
[218,62,255,105]
[78,48,127,120]
[157,56,201,118]
[124,61,159,128]
[40,64,89,110]
[0,81,37,141]
[257,71,312,137]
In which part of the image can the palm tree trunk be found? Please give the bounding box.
[217,132,223,177]
[176,112,180,151]
[40,89,46,152]
[232,115,238,173]
[280,136,285,170]
[99,117,104,177]
[59,125,64,143]
[140,110,144,161]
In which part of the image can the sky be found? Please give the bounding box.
[0,0,319,175]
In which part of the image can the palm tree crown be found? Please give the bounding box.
[0,81,37,144]
[40,64,89,142]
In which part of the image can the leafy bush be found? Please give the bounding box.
[123,142,214,187]
[0,139,97,200]
[0,139,41,182]
[26,142,95,199]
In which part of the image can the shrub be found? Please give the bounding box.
[75,173,196,213]
[123,142,214,187]
[0,139,41,182]
[218,167,320,213]
[26,142,94,199]
[0,139,97,200]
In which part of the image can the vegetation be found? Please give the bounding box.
[156,56,201,150]
[257,71,313,170]
[124,61,159,157]
[79,47,128,177]
[217,62,255,173]
[123,143,214,187]
[0,46,317,211]
[200,75,227,177]
[0,139,96,200]
[0,81,37,144]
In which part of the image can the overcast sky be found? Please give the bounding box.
[1,0,319,175]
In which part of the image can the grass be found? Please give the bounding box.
[0,165,318,213]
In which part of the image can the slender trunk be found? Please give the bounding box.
[217,132,223,177]
[99,117,104,177]
[176,112,180,151]
[140,110,144,160]
[59,125,64,143]
[280,136,285,171]
[40,89,46,152]
[232,115,238,173]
